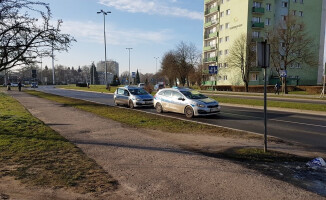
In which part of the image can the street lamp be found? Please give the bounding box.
[154,57,159,74]
[97,10,111,85]
[126,48,133,85]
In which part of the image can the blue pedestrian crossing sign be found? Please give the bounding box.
[209,66,218,74]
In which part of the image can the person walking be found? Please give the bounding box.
[274,82,280,95]
[18,81,22,92]
[7,81,11,91]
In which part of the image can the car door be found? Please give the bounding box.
[171,91,187,114]
[122,89,130,105]
[161,90,172,111]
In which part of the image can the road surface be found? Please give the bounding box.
[34,86,326,152]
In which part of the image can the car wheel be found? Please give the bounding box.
[114,99,119,106]
[129,100,134,109]
[185,106,194,118]
[156,103,163,113]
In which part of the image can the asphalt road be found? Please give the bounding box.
[35,86,326,152]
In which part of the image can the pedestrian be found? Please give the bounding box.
[274,82,280,95]
[7,81,11,91]
[18,81,22,92]
[87,82,90,88]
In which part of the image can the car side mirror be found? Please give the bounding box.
[178,97,185,101]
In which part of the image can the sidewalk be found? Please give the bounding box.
[7,91,325,199]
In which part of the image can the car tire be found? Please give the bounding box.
[114,99,119,106]
[129,100,134,109]
[156,103,163,113]
[185,106,194,118]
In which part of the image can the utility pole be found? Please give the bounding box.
[126,48,133,85]
[154,57,159,74]
[97,10,111,85]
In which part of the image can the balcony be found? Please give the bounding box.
[204,32,218,39]
[252,7,265,14]
[203,45,217,52]
[204,20,217,28]
[205,6,219,15]
[204,0,217,4]
[203,57,218,63]
[252,22,264,28]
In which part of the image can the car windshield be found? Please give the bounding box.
[129,88,148,95]
[180,90,208,99]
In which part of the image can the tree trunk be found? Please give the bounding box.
[245,81,249,92]
[284,77,288,94]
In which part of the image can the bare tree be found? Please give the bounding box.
[0,0,75,72]
[267,16,318,93]
[175,41,200,87]
[161,51,178,86]
[227,34,256,92]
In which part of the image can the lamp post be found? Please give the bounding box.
[154,57,159,74]
[97,10,111,85]
[126,48,133,85]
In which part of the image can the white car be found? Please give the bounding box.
[114,86,154,108]
[154,87,220,118]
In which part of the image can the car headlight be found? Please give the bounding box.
[136,98,142,101]
[197,103,205,108]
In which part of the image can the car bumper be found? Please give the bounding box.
[194,106,220,116]
[133,100,154,107]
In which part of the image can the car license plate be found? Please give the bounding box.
[210,108,218,112]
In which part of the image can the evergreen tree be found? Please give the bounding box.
[90,63,99,84]
[111,74,120,86]
[136,69,140,84]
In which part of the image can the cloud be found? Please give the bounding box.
[60,20,173,45]
[98,0,202,20]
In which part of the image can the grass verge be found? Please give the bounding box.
[211,96,326,112]
[25,90,262,140]
[0,92,118,194]
[56,84,118,93]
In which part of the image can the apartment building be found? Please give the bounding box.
[202,0,326,86]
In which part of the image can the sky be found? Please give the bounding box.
[39,0,204,75]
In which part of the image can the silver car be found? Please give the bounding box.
[114,86,154,108]
[154,87,220,118]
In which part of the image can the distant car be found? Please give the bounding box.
[114,86,154,108]
[154,87,220,118]
[138,83,145,88]
[11,83,18,87]
[31,82,38,88]
[154,83,165,91]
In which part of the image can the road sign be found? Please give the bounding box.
[132,72,136,78]
[32,69,37,78]
[209,66,218,74]
[280,70,287,78]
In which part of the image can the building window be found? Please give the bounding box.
[252,17,261,23]
[225,36,229,42]
[253,2,262,7]
[225,23,229,29]
[224,49,229,55]
[299,11,303,16]
[220,11,224,17]
[219,51,223,56]
[226,9,231,15]
[281,15,287,21]
[221,0,224,3]
[281,42,286,48]
[266,3,271,11]
[292,10,296,15]
[219,38,223,43]
[265,18,271,25]
[282,2,288,7]
[300,0,303,3]
[224,63,228,68]
[293,0,297,2]
[252,31,260,38]
[223,75,228,80]
[220,25,223,30]
[218,63,223,68]
[250,73,259,81]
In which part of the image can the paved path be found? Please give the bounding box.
[9,91,325,199]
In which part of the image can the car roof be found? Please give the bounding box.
[159,87,191,92]
[119,85,140,90]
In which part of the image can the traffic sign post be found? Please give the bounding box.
[256,41,270,153]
